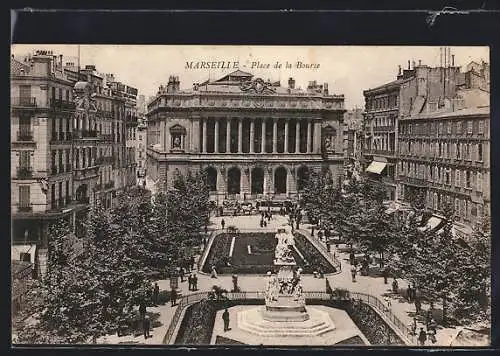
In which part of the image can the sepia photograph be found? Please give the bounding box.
[10,45,490,347]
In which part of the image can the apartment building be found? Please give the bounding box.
[11,50,138,277]
[398,59,490,231]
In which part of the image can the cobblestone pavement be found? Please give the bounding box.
[98,214,459,346]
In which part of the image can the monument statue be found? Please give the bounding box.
[274,226,296,264]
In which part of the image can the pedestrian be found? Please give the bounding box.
[349,251,355,265]
[188,274,193,291]
[192,273,198,291]
[211,265,218,278]
[407,285,413,302]
[179,267,185,282]
[205,225,208,236]
[139,301,147,320]
[222,308,230,331]
[263,220,267,227]
[232,273,239,292]
[170,288,177,306]
[311,226,315,237]
[190,256,196,271]
[221,218,225,230]
[143,315,151,339]
[260,218,264,228]
[153,282,160,305]
[418,327,427,346]
[350,266,357,282]
[392,278,399,293]
[411,284,417,302]
[415,297,422,314]
[382,267,389,284]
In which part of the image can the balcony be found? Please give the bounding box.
[17,204,33,212]
[12,97,37,108]
[76,196,90,204]
[402,176,428,188]
[74,130,99,139]
[50,98,76,110]
[16,167,33,179]
[16,131,34,142]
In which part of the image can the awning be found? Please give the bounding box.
[365,161,387,174]
[11,244,37,263]
[418,216,442,232]
[471,195,484,204]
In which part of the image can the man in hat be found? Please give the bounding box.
[222,308,230,332]
[143,315,151,339]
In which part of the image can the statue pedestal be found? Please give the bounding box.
[274,261,295,282]
[264,260,309,322]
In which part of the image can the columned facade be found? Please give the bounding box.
[147,71,346,203]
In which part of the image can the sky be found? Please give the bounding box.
[11,45,489,109]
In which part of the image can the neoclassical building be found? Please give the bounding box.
[146,70,345,202]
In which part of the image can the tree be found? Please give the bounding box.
[16,219,107,343]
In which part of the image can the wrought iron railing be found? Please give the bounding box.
[12,97,37,107]
[16,130,33,141]
[16,167,33,179]
[163,290,415,345]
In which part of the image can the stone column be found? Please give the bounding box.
[272,118,278,153]
[250,119,255,153]
[238,119,243,153]
[284,120,289,153]
[192,117,200,152]
[306,120,312,153]
[161,121,166,151]
[261,119,266,153]
[295,121,300,153]
[313,120,322,153]
[226,118,231,153]
[214,118,219,153]
[202,119,207,153]
[240,166,247,199]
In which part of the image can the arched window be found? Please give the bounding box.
[322,125,337,152]
[297,166,310,191]
[169,124,187,151]
[205,167,217,192]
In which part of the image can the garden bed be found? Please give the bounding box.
[202,232,336,274]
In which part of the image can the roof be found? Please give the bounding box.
[456,88,490,107]
[11,57,30,75]
[364,78,408,95]
[418,105,489,120]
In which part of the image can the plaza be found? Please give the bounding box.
[10,46,490,348]
[90,214,464,346]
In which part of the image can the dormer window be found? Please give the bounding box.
[170,124,187,151]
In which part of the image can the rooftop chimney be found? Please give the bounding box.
[452,54,455,66]
[408,60,410,70]
[323,83,329,95]
[418,59,422,66]
[398,65,402,75]
[288,77,295,89]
